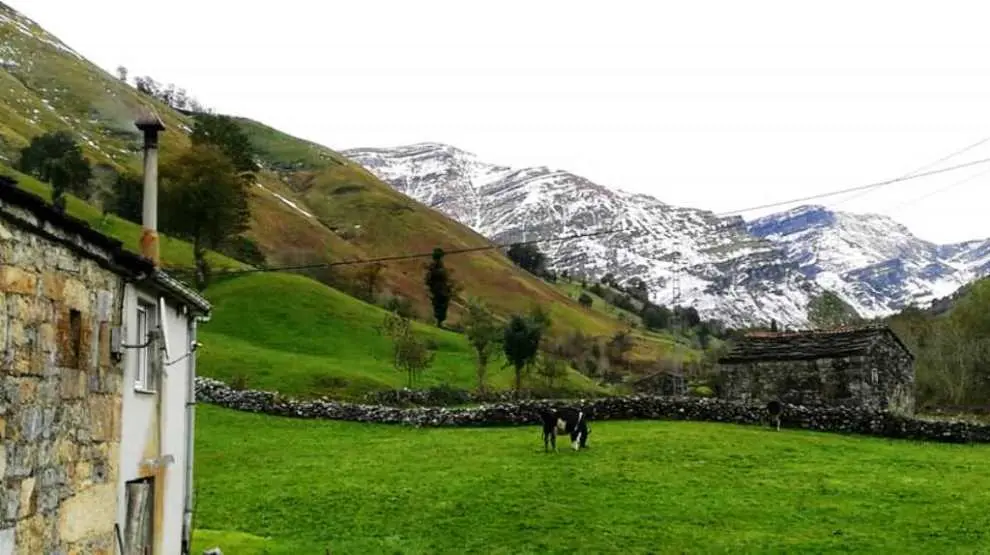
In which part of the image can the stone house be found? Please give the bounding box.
[716,325,915,413]
[0,177,209,551]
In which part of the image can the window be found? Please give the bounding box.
[124,477,155,553]
[68,309,82,368]
[135,300,158,392]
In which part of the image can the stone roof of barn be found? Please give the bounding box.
[718,324,913,364]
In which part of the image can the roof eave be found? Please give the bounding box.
[143,270,212,315]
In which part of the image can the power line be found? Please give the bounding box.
[887,166,990,214]
[169,153,990,278]
[829,134,990,209]
[715,156,990,216]
[180,227,630,278]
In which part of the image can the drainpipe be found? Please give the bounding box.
[181,316,198,555]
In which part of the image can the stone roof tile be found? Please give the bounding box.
[718,325,912,363]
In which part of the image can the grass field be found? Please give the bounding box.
[191,405,990,554]
[198,272,608,399]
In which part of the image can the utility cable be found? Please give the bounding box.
[167,154,990,277]
[715,156,990,216]
[829,134,990,209]
[887,166,990,214]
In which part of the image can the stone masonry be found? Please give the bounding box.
[0,181,151,554]
[716,326,916,414]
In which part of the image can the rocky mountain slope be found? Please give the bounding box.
[747,206,990,317]
[343,142,990,326]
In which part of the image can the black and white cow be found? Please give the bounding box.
[540,407,590,452]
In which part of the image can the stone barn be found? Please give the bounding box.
[716,325,915,413]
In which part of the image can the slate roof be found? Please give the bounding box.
[0,176,210,314]
[718,325,913,364]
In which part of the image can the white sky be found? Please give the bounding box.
[10,0,990,244]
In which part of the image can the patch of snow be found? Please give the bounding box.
[255,183,316,219]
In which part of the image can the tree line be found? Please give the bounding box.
[379,244,702,394]
[887,279,990,409]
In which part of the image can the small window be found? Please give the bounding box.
[68,309,82,368]
[135,300,158,392]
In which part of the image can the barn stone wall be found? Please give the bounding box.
[194,377,990,444]
[0,203,125,554]
[717,334,916,413]
[718,355,869,408]
[868,336,916,414]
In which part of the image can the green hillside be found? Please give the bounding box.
[0,5,191,170]
[199,272,607,398]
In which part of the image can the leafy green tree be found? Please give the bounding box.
[529,303,553,335]
[642,304,672,330]
[506,242,546,275]
[463,298,502,393]
[626,277,650,303]
[356,262,385,303]
[537,348,568,388]
[18,131,93,211]
[160,144,250,290]
[808,290,863,329]
[503,314,542,393]
[606,329,635,372]
[218,236,267,268]
[106,171,143,223]
[190,113,259,175]
[381,311,434,388]
[425,248,455,328]
[578,292,593,308]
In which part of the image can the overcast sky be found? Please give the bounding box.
[10,0,990,243]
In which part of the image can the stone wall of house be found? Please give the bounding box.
[718,355,870,408]
[194,377,990,444]
[0,206,124,554]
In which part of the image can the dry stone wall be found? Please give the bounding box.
[195,377,990,444]
[0,204,124,554]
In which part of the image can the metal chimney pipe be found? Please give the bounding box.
[135,110,166,267]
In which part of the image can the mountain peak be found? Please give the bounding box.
[343,141,990,326]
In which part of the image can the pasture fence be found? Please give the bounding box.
[195,377,990,444]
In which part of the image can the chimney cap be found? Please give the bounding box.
[135,108,166,132]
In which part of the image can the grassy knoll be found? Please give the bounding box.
[198,272,607,399]
[192,405,990,554]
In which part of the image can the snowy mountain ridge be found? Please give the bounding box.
[343,142,990,327]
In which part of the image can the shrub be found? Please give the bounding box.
[692,385,714,398]
[383,295,416,319]
[229,373,250,390]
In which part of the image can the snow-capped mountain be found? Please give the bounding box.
[747,206,990,316]
[342,142,990,326]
